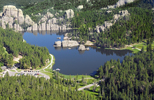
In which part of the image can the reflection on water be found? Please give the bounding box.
[23,30,132,75]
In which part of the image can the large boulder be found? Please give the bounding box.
[77,5,83,10]
[106,10,112,13]
[113,14,121,20]
[116,0,134,7]
[104,21,113,28]
[62,40,79,47]
[107,5,115,9]
[65,9,74,19]
[78,44,89,51]
[119,10,130,16]
[78,44,86,51]
[96,25,100,33]
[85,41,94,46]
[99,26,105,32]
[54,41,61,47]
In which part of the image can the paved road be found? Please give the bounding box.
[78,83,99,91]
[42,54,53,72]
[78,79,105,91]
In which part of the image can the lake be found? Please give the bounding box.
[23,31,132,75]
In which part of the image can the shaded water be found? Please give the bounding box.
[23,31,132,75]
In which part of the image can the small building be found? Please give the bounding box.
[1,66,7,71]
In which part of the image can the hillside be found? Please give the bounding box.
[0,73,95,100]
[0,27,49,69]
[0,0,44,12]
[97,51,154,99]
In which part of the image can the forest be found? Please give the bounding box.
[71,7,154,48]
[0,27,50,69]
[97,49,154,99]
[0,73,95,100]
[0,0,44,12]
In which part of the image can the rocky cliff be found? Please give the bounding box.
[95,10,130,33]
[0,5,74,32]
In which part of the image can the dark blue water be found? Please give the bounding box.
[23,31,132,75]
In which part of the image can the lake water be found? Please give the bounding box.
[23,31,132,75]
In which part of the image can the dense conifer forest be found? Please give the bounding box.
[0,74,95,100]
[0,0,154,99]
[97,50,154,99]
[71,7,154,48]
[0,27,50,69]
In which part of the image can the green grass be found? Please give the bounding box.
[10,70,16,72]
[80,86,100,100]
[106,41,154,53]
[16,68,22,72]
[44,68,52,72]
[3,47,8,54]
[52,71,94,80]
[40,70,53,78]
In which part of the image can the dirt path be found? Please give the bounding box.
[42,54,53,72]
[78,83,99,91]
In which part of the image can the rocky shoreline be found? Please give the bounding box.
[54,33,91,51]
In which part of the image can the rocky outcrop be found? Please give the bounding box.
[62,40,79,47]
[54,40,79,48]
[32,24,38,31]
[95,10,130,33]
[0,5,35,31]
[0,12,2,17]
[78,44,89,51]
[2,16,13,24]
[48,18,57,24]
[106,10,112,13]
[77,5,83,10]
[41,23,46,31]
[14,24,23,31]
[39,12,53,23]
[85,41,94,46]
[18,9,24,24]
[116,0,134,7]
[0,5,72,32]
[54,41,61,47]
[25,15,35,25]
[101,0,135,9]
[107,5,116,9]
[65,9,74,19]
